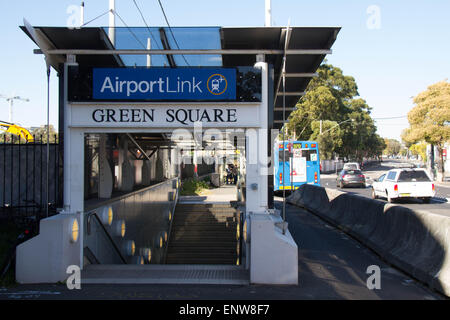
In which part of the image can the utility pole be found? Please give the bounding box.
[265,0,272,27]
[80,2,85,26]
[0,94,30,123]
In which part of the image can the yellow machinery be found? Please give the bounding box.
[0,120,34,142]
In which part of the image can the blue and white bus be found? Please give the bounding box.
[274,141,321,191]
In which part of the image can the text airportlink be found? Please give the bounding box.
[100,76,203,97]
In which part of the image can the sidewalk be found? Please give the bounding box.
[179,184,237,203]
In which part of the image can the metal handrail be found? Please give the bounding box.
[163,177,180,263]
[238,208,244,266]
[86,212,127,264]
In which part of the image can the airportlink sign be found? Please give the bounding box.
[93,68,236,101]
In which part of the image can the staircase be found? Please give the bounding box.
[166,202,240,265]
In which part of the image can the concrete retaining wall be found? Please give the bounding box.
[287,184,450,297]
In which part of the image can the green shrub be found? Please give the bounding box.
[180,178,211,195]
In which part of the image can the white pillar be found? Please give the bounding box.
[108,0,115,46]
[245,61,268,213]
[80,2,85,27]
[98,134,113,198]
[147,37,151,67]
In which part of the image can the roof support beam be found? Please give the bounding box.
[159,27,176,67]
[37,49,332,55]
[284,73,318,78]
[274,26,293,106]
[276,92,306,96]
[274,107,296,111]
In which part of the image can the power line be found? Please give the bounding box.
[373,115,407,120]
[157,0,190,66]
[132,0,162,50]
[81,9,112,27]
[113,9,147,49]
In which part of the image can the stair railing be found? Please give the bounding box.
[86,211,127,264]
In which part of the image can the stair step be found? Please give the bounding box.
[170,240,237,245]
[167,202,240,264]
[165,260,238,265]
[177,203,233,208]
[173,217,237,222]
[172,228,237,232]
[171,237,236,242]
[165,256,238,261]
[174,211,237,220]
[172,223,237,228]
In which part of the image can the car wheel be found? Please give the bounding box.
[371,188,377,199]
[422,197,431,204]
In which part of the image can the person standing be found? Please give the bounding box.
[232,164,238,185]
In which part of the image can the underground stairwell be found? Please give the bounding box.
[166,202,240,265]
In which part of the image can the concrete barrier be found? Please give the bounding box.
[287,184,450,297]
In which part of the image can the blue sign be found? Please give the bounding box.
[93,68,236,101]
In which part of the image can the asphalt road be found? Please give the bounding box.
[320,160,450,217]
[0,199,443,300]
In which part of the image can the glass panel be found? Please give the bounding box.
[105,27,223,67]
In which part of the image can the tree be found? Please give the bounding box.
[309,120,343,159]
[383,138,402,156]
[287,86,340,140]
[402,80,450,181]
[409,142,427,162]
[287,63,384,162]
[31,125,58,143]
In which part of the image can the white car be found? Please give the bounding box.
[371,168,435,203]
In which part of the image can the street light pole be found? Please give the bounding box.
[0,95,30,123]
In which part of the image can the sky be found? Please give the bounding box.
[0,0,449,141]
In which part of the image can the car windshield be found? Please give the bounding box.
[345,170,362,175]
[344,164,358,170]
[397,170,431,182]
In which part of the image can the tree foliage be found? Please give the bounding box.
[409,142,427,162]
[31,125,58,143]
[287,63,385,160]
[383,138,402,156]
[402,80,450,178]
[309,120,343,160]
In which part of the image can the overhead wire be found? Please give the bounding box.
[157,0,190,66]
[132,0,162,50]
[113,9,148,49]
[80,9,112,27]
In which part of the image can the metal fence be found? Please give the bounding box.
[0,135,62,222]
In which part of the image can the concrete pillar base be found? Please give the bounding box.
[249,212,298,285]
[16,213,81,284]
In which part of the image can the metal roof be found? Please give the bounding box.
[21,26,340,129]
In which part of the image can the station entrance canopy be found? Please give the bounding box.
[22,26,340,128]
[17,24,340,285]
